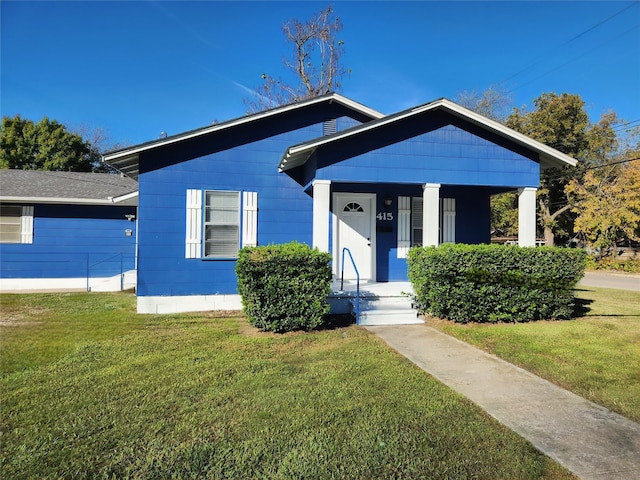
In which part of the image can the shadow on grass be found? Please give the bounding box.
[572,289,593,318]
[319,314,355,330]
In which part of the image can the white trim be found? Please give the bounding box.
[20,206,34,244]
[397,196,411,258]
[242,191,258,247]
[110,191,139,203]
[103,93,384,176]
[185,189,202,258]
[423,184,441,247]
[0,195,138,205]
[137,294,242,314]
[312,180,331,252]
[280,98,577,172]
[0,271,137,292]
[518,187,537,247]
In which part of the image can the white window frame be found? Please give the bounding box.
[185,189,257,259]
[0,205,33,244]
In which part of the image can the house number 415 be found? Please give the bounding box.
[376,212,394,221]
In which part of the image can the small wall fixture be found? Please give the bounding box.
[384,197,393,207]
[125,214,136,221]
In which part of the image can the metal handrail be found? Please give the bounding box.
[340,248,360,324]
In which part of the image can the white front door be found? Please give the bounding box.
[334,193,375,281]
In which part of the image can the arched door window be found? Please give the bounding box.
[343,202,364,213]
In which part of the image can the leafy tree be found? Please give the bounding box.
[490,192,519,237]
[0,115,111,172]
[505,93,618,245]
[245,6,348,112]
[566,158,640,258]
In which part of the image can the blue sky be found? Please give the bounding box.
[2,1,639,149]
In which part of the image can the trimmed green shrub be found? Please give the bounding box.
[235,242,332,332]
[407,244,586,323]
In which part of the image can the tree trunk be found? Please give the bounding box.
[539,199,573,247]
[544,226,555,246]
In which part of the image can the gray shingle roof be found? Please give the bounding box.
[0,170,138,206]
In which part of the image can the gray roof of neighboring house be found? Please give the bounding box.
[0,170,138,206]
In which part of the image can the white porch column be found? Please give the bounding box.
[423,183,441,246]
[312,180,331,252]
[518,187,537,247]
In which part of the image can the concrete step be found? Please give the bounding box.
[350,295,423,326]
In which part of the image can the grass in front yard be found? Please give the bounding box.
[0,293,573,479]
[428,287,640,422]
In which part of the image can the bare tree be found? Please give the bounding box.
[245,6,348,112]
[455,85,513,123]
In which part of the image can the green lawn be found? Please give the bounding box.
[428,287,640,422]
[0,292,572,479]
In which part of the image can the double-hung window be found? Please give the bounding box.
[204,191,240,258]
[185,189,257,259]
[0,205,34,244]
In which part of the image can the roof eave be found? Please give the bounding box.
[279,98,578,171]
[0,195,136,205]
[103,93,383,164]
[433,100,578,168]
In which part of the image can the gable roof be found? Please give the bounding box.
[279,98,578,172]
[0,170,138,206]
[102,93,384,179]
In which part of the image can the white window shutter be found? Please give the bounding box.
[21,206,34,244]
[397,196,410,258]
[441,198,456,244]
[185,189,202,258]
[242,191,258,247]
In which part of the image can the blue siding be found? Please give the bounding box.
[136,105,546,296]
[315,124,540,188]
[0,204,137,279]
[137,123,327,297]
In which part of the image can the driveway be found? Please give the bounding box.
[579,271,640,291]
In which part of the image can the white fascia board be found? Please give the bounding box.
[431,100,578,167]
[279,98,578,172]
[330,93,385,119]
[103,93,383,163]
[0,196,132,205]
[110,191,139,203]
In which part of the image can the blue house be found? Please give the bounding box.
[0,170,138,292]
[103,94,576,314]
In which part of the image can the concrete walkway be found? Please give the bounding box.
[365,324,640,480]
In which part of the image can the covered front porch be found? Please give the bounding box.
[310,180,538,283]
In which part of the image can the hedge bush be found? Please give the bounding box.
[235,242,332,333]
[407,244,586,323]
